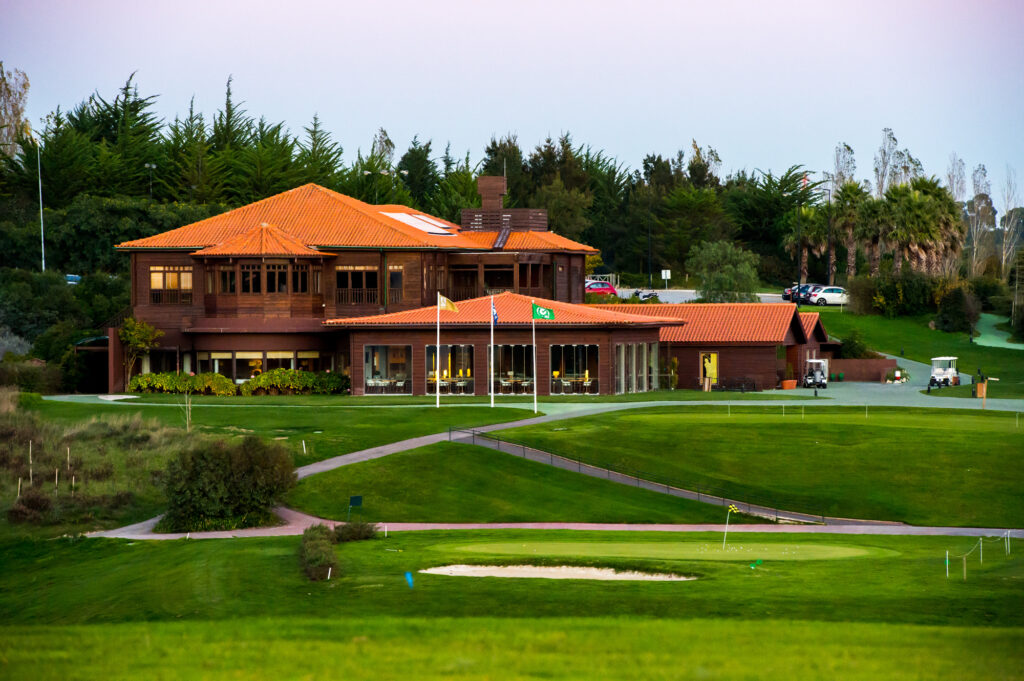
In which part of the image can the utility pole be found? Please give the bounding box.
[37,142,45,272]
[144,163,156,199]
[647,215,653,289]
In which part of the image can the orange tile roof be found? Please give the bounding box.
[460,229,599,253]
[115,183,598,254]
[799,312,829,342]
[325,291,682,328]
[589,303,805,344]
[193,223,323,257]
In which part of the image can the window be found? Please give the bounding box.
[219,266,236,294]
[265,264,287,294]
[336,265,379,304]
[241,264,262,294]
[238,351,263,379]
[363,345,411,394]
[148,265,193,304]
[205,269,215,294]
[311,267,322,294]
[388,264,403,303]
[197,351,234,378]
[266,351,294,371]
[426,344,474,395]
[292,265,309,294]
[549,344,599,394]
[488,344,534,394]
[297,351,322,372]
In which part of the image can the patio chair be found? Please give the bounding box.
[500,380,512,394]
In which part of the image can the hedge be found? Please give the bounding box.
[128,369,350,397]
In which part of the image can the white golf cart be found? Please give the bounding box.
[929,356,959,387]
[803,358,828,389]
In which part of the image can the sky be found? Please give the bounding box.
[4,0,1024,214]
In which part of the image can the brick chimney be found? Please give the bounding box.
[477,176,507,211]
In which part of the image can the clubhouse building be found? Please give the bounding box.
[110,179,830,395]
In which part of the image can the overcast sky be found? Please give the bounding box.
[4,0,1023,213]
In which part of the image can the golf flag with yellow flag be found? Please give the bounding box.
[438,294,459,313]
[532,303,554,320]
[728,504,739,513]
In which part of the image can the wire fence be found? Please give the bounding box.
[946,532,1014,581]
[447,426,829,524]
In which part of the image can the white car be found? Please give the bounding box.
[808,286,848,306]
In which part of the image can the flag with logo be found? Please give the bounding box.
[532,303,554,321]
[438,294,458,313]
[491,298,499,324]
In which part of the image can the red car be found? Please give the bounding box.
[585,280,618,296]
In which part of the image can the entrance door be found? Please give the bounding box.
[700,351,718,387]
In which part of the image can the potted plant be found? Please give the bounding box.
[781,364,797,390]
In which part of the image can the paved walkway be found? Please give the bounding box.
[89,506,1023,541]
[975,313,1023,351]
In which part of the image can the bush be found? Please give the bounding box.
[840,329,875,359]
[160,435,295,532]
[969,277,1008,311]
[128,371,236,396]
[7,488,52,524]
[936,286,981,333]
[299,524,339,581]
[334,520,378,543]
[0,360,62,394]
[238,369,349,396]
[987,295,1012,317]
[846,272,939,318]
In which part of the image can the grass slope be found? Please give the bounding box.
[815,308,1024,398]
[4,617,1021,681]
[496,405,1024,526]
[30,400,531,467]
[288,442,750,524]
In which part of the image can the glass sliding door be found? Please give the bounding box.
[549,344,599,394]
[490,344,534,394]
[363,345,412,394]
[426,344,475,395]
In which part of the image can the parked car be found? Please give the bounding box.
[808,286,848,306]
[789,283,823,304]
[585,280,618,296]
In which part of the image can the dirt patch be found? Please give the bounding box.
[419,564,695,581]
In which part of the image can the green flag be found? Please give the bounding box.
[532,303,554,320]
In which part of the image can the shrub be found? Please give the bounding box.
[936,286,981,333]
[334,520,378,543]
[846,277,877,315]
[840,329,874,359]
[846,272,939,318]
[238,369,348,396]
[987,295,1012,318]
[300,524,339,581]
[160,435,295,532]
[128,371,236,396]
[969,277,1008,311]
[0,361,62,394]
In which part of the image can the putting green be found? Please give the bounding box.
[447,541,898,561]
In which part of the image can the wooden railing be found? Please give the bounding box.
[336,288,379,304]
[449,286,478,301]
[149,289,193,305]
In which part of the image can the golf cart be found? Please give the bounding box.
[803,358,828,389]
[929,356,959,387]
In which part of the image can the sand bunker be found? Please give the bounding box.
[420,564,695,581]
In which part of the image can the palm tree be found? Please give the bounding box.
[857,196,887,276]
[886,184,937,275]
[834,181,869,280]
[783,205,825,284]
[911,176,963,275]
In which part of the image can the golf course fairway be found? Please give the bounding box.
[446,541,898,561]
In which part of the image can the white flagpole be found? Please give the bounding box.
[532,300,538,414]
[490,295,495,408]
[436,292,441,409]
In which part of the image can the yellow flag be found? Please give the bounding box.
[438,294,459,313]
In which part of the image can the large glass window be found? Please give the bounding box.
[265,264,287,294]
[197,351,234,379]
[489,344,534,394]
[426,345,474,394]
[292,265,309,294]
[363,345,411,394]
[297,351,322,372]
[614,342,658,394]
[148,265,193,304]
[267,351,294,371]
[549,344,599,394]
[241,264,262,294]
[337,265,379,304]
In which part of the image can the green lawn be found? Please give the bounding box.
[30,399,531,467]
[496,405,1024,526]
[2,530,1021,679]
[288,442,756,524]
[814,308,1024,398]
[122,388,818,406]
[4,617,1020,681]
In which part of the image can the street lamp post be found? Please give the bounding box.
[37,140,45,272]
[825,188,833,285]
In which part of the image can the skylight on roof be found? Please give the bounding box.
[381,212,455,236]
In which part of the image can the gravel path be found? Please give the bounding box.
[89,506,1023,541]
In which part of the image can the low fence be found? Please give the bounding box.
[447,426,827,524]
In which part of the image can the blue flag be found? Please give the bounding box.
[404,571,414,589]
[491,299,498,324]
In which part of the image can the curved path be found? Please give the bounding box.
[90,506,1023,541]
